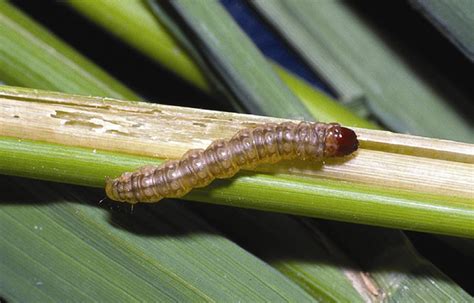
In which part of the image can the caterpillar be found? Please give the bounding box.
[105,122,358,204]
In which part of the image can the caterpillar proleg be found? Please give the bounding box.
[105,122,359,204]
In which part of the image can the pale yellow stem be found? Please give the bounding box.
[1,87,473,200]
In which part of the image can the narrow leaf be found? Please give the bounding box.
[69,0,375,128]
[321,223,474,302]
[411,0,474,61]
[153,0,311,119]
[253,0,473,142]
[0,1,137,100]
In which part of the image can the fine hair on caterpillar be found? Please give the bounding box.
[105,121,359,204]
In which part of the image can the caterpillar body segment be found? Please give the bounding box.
[105,122,359,204]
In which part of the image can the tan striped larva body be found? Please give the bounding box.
[105,122,359,204]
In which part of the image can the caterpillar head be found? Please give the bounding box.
[324,124,359,157]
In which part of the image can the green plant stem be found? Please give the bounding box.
[1,135,472,238]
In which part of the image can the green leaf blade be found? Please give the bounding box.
[0,1,138,100]
[1,180,317,302]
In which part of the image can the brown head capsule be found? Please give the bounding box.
[105,121,359,204]
[324,124,359,157]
